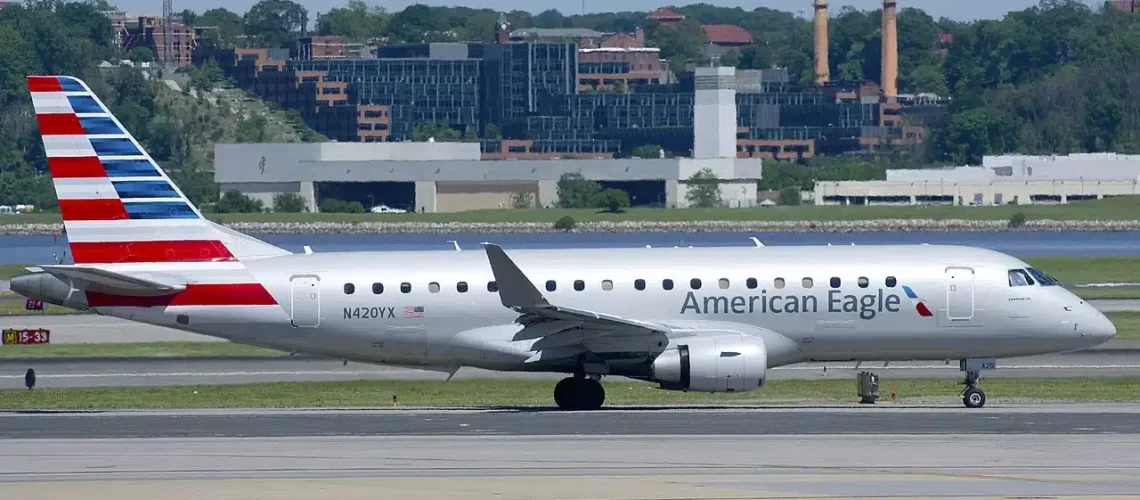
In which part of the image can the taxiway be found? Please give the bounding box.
[2,348,1140,388]
[1,407,1139,499]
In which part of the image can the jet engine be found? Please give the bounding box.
[650,333,767,393]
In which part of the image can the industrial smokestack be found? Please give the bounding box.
[813,0,829,85]
[881,0,898,98]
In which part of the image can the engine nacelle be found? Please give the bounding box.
[651,334,767,393]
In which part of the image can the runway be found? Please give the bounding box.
[4,405,1140,438]
[3,349,1140,388]
[3,296,1139,345]
[1,408,1140,499]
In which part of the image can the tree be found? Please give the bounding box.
[632,144,665,158]
[199,8,245,48]
[273,192,307,212]
[244,0,308,48]
[483,123,503,140]
[601,188,630,213]
[413,123,461,142]
[317,0,388,39]
[128,46,154,63]
[510,191,534,209]
[556,172,603,209]
[214,190,264,213]
[685,168,723,208]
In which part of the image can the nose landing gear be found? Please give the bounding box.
[959,358,995,409]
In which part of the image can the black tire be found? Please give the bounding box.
[963,388,986,408]
[553,377,576,410]
[579,378,605,411]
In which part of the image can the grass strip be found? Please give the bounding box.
[0,341,285,359]
[2,378,1140,410]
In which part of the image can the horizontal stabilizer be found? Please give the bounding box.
[39,265,186,297]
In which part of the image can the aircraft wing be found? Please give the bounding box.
[483,244,673,364]
[37,265,186,297]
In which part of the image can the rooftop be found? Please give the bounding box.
[702,24,753,45]
[648,8,685,20]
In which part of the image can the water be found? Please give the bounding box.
[3,230,1140,265]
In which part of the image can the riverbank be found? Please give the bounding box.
[4,218,1140,235]
[4,198,1140,234]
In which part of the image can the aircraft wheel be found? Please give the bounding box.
[963,388,986,409]
[553,377,576,410]
[579,378,605,411]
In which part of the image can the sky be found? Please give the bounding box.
[104,0,1093,22]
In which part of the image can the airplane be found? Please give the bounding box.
[11,75,1117,411]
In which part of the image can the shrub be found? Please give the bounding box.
[554,215,577,231]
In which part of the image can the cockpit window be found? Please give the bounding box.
[1026,267,1059,286]
[1008,269,1035,287]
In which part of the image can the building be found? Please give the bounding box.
[215,66,762,213]
[195,3,942,162]
[1109,0,1140,13]
[815,153,1140,206]
[110,13,207,66]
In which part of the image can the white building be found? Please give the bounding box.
[817,153,1140,206]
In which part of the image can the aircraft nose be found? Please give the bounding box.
[1084,310,1117,343]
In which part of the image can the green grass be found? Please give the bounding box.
[0,341,285,359]
[1107,311,1140,341]
[2,378,1139,410]
[7,196,1140,225]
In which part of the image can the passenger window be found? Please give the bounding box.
[400,282,411,293]
[1008,269,1034,287]
[1026,268,1059,286]
[372,283,383,294]
[429,282,440,293]
[774,278,785,289]
[602,280,613,291]
[858,277,869,288]
[634,279,646,291]
[690,278,702,290]
[718,278,730,289]
[574,280,585,291]
[344,283,355,295]
[663,279,674,290]
[746,278,757,289]
[546,280,557,292]
[830,277,841,288]
[457,281,468,293]
[487,281,498,292]
[885,276,897,288]
[802,277,814,288]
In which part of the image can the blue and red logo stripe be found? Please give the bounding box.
[902,285,934,317]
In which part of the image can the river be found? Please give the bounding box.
[2,230,1140,265]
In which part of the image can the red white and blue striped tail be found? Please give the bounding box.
[27,75,290,267]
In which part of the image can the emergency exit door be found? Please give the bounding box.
[945,267,975,321]
[290,275,320,328]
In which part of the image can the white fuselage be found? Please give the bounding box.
[90,244,1116,378]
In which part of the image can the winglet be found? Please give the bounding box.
[483,244,548,310]
[749,237,764,247]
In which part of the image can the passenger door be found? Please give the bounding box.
[944,267,975,322]
[290,275,320,328]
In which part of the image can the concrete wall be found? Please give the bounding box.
[435,181,537,212]
[888,153,1140,183]
[214,138,762,213]
[814,179,1140,206]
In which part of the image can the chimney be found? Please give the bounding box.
[881,0,898,99]
[813,0,829,85]
[635,26,645,47]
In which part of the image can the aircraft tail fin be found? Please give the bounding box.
[26,75,291,266]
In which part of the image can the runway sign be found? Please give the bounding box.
[25,299,44,311]
[2,328,50,345]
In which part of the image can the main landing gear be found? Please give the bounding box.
[959,358,995,409]
[553,375,606,411]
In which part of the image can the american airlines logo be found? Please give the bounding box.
[679,287,930,320]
